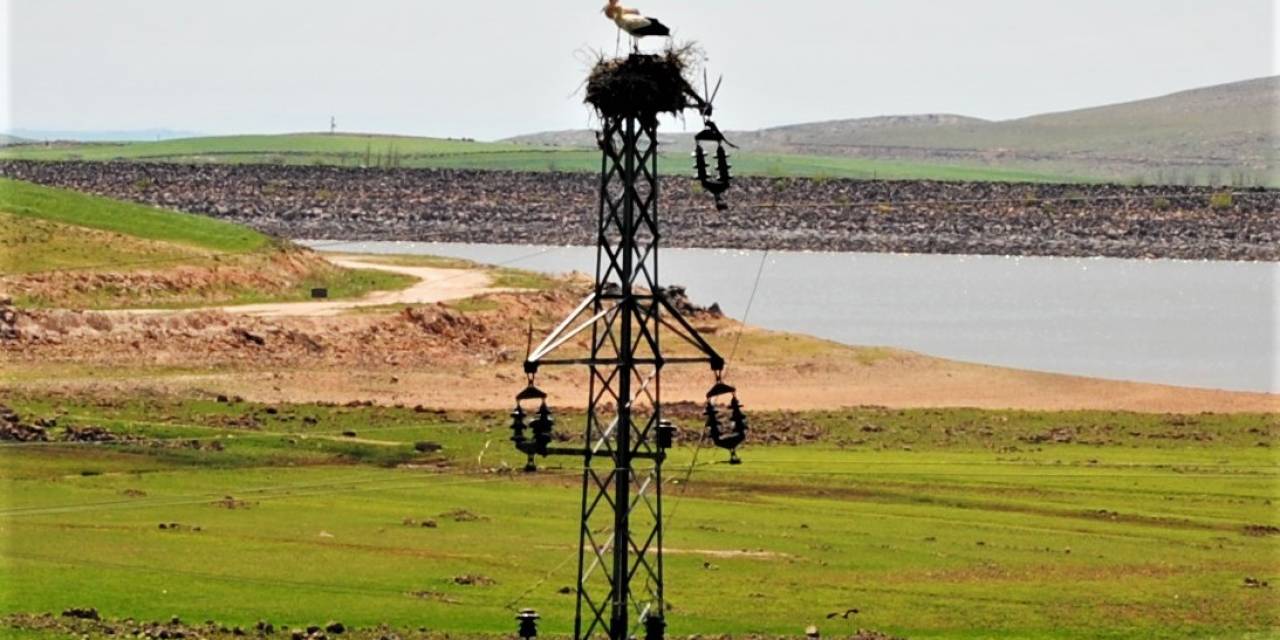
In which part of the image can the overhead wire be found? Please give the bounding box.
[664,244,771,529]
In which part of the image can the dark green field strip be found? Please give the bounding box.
[0,178,269,253]
[0,133,1085,182]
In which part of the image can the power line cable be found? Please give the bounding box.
[664,248,770,529]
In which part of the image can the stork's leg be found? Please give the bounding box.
[615,28,621,57]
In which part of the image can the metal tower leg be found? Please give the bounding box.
[519,114,727,640]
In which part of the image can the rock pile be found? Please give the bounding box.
[5,612,380,640]
[0,405,49,442]
[61,425,120,443]
[665,286,724,318]
[0,297,17,340]
[2,160,1276,261]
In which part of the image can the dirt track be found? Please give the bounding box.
[4,291,1276,414]
[196,257,496,318]
[2,250,1274,414]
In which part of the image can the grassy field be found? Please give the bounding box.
[0,179,415,309]
[1,392,1275,639]
[0,177,268,254]
[0,133,1082,183]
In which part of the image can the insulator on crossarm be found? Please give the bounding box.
[656,419,676,449]
[693,145,709,179]
[703,401,722,440]
[644,614,666,640]
[510,405,528,446]
[531,401,554,456]
[516,609,540,640]
[729,395,748,436]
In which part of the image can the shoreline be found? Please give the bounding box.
[3,160,1278,262]
[302,241,1279,396]
[302,238,1280,266]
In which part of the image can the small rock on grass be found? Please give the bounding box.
[61,607,100,620]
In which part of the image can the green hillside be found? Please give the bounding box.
[730,76,1280,185]
[0,179,412,308]
[0,177,269,254]
[510,77,1280,186]
[0,133,518,162]
[0,133,1080,183]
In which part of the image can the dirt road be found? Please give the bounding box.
[122,257,498,318]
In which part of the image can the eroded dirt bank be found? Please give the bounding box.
[3,292,1275,414]
[3,161,1276,261]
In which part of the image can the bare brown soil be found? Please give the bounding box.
[1,245,339,309]
[3,284,1275,414]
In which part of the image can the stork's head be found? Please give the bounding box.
[602,0,620,19]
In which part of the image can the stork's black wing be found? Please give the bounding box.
[632,18,669,37]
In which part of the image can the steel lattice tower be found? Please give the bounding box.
[520,112,726,640]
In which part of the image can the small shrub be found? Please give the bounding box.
[1209,192,1234,210]
[85,314,113,332]
[1152,197,1171,211]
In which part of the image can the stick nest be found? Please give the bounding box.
[585,46,700,119]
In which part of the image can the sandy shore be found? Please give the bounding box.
[4,258,1275,414]
[7,329,1276,414]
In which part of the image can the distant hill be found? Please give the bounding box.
[509,76,1279,186]
[0,135,31,147]
[6,129,202,142]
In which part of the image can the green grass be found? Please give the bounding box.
[0,134,1083,183]
[0,134,520,163]
[0,211,205,276]
[7,264,417,311]
[0,179,418,309]
[296,268,419,303]
[0,178,269,253]
[1,392,1276,639]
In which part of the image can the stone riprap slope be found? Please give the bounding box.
[2,161,1276,260]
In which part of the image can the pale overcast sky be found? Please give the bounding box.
[2,0,1276,140]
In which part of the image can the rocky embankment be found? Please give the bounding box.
[2,161,1276,261]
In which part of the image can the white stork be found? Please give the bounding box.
[603,0,670,50]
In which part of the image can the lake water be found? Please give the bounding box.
[305,241,1279,394]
